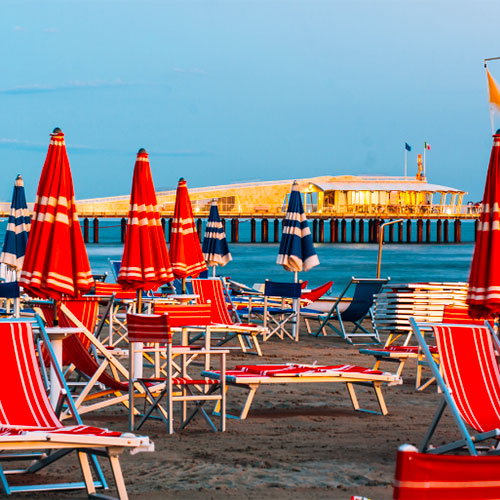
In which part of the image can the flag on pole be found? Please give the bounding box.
[424,142,431,150]
[487,68,500,112]
[405,142,411,151]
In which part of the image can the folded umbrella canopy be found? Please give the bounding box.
[277,181,319,274]
[202,200,232,275]
[0,174,31,272]
[19,128,93,299]
[467,131,500,318]
[118,148,173,290]
[169,178,207,280]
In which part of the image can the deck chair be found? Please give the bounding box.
[127,313,227,434]
[409,318,500,455]
[0,317,152,499]
[191,278,264,355]
[109,258,121,281]
[309,277,389,345]
[394,444,500,499]
[360,304,486,391]
[203,362,401,419]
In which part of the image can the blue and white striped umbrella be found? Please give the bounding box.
[202,200,232,270]
[277,181,319,273]
[0,175,31,271]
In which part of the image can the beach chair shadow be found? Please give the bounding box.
[0,317,152,498]
[409,317,500,455]
[309,277,389,345]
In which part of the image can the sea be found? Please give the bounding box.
[1,218,475,296]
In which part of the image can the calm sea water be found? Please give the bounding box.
[0,219,475,296]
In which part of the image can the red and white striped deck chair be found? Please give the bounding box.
[93,282,137,347]
[0,318,152,499]
[191,278,264,355]
[409,318,500,455]
[394,444,500,499]
[127,313,227,434]
[360,304,486,391]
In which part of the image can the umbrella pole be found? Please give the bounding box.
[212,265,216,277]
[182,278,186,294]
[53,300,59,326]
[134,289,143,378]
[292,271,299,341]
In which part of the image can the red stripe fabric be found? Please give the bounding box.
[394,448,500,499]
[433,325,500,433]
[127,313,171,343]
[0,322,61,429]
[191,279,233,325]
[152,303,212,327]
[94,282,137,299]
[169,179,207,279]
[442,304,489,325]
[235,364,383,377]
[467,133,500,318]
[19,131,93,299]
[118,150,174,290]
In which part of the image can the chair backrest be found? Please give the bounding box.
[0,320,62,429]
[151,303,212,328]
[341,279,387,322]
[191,279,233,325]
[94,282,136,299]
[109,259,121,280]
[127,313,171,344]
[433,324,500,433]
[264,281,302,299]
[442,304,487,325]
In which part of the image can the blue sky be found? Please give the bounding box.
[1,0,499,202]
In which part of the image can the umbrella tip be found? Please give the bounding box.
[51,127,63,135]
[137,148,147,154]
[179,177,185,182]
[496,129,500,135]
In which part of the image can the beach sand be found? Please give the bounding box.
[13,321,460,500]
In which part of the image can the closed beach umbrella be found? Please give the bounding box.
[202,200,232,275]
[0,174,31,272]
[277,181,319,275]
[19,128,93,299]
[467,131,500,318]
[118,148,174,290]
[169,178,207,281]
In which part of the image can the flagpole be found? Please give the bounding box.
[423,146,426,178]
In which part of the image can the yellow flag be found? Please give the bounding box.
[487,68,500,111]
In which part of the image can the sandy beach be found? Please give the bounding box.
[10,318,462,500]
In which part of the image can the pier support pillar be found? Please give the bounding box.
[443,220,449,243]
[197,219,202,240]
[374,219,382,243]
[406,220,412,243]
[341,219,346,243]
[221,218,226,233]
[425,219,431,243]
[319,219,324,243]
[121,218,127,244]
[312,219,318,243]
[250,219,256,243]
[436,220,442,243]
[168,218,173,242]
[454,219,461,243]
[475,219,479,241]
[231,219,239,243]
[358,219,364,242]
[388,222,394,243]
[83,218,89,244]
[261,219,268,243]
[274,219,280,242]
[368,219,373,243]
[416,219,423,243]
[330,219,337,243]
[398,220,404,243]
[93,218,99,244]
[161,217,166,237]
[351,219,356,242]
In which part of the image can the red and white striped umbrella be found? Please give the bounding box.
[467,132,500,318]
[118,149,173,289]
[19,128,93,299]
[169,178,207,279]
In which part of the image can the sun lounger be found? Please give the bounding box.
[203,362,401,419]
[409,318,500,455]
[0,317,152,499]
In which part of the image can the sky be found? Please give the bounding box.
[1,0,499,202]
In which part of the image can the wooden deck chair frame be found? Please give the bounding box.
[127,313,227,434]
[0,316,152,499]
[190,278,264,355]
[409,317,500,455]
[310,277,389,345]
